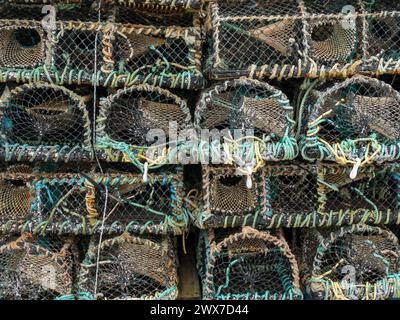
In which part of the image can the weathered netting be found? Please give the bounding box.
[194,165,269,229]
[0,4,204,89]
[194,163,400,229]
[0,233,77,300]
[194,78,297,168]
[197,227,303,300]
[206,0,400,80]
[79,233,178,300]
[301,75,400,165]
[301,225,400,300]
[27,171,187,235]
[96,84,192,170]
[0,83,92,162]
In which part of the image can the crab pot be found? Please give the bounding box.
[206,0,400,80]
[317,164,400,221]
[194,78,297,165]
[79,233,178,300]
[194,166,268,229]
[301,225,400,300]
[194,164,317,229]
[301,75,400,165]
[0,233,78,300]
[96,85,192,166]
[197,227,303,300]
[31,171,188,235]
[0,4,205,89]
[0,83,92,162]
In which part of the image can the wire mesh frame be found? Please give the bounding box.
[301,75,400,165]
[0,82,92,163]
[95,84,192,167]
[197,227,303,300]
[26,172,188,235]
[302,224,400,300]
[206,1,400,80]
[0,233,78,300]
[194,163,400,229]
[78,233,178,300]
[194,78,298,164]
[0,11,205,89]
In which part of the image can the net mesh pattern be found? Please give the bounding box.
[0,233,77,300]
[96,84,192,163]
[0,83,91,153]
[0,22,46,68]
[197,228,302,300]
[0,5,204,89]
[30,172,187,235]
[301,75,400,164]
[194,164,400,229]
[301,225,400,300]
[206,0,400,80]
[79,233,178,300]
[194,78,297,163]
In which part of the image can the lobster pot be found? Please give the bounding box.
[194,164,318,229]
[0,233,77,300]
[364,1,400,67]
[197,227,303,300]
[317,164,400,222]
[0,83,92,162]
[194,165,267,229]
[96,85,192,166]
[206,0,400,80]
[194,78,297,166]
[0,5,204,89]
[301,225,400,300]
[301,75,400,164]
[31,171,188,235]
[79,233,179,300]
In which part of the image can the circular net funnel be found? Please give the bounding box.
[303,225,400,300]
[97,84,191,148]
[308,17,358,64]
[0,233,76,300]
[198,227,302,300]
[0,83,91,149]
[194,78,297,163]
[0,176,32,222]
[0,24,45,68]
[79,233,178,300]
[302,76,400,164]
[195,165,268,229]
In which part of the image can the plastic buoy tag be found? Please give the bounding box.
[350,158,362,180]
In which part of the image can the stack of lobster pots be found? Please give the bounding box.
[0,0,204,300]
[194,0,400,300]
[1,0,400,301]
